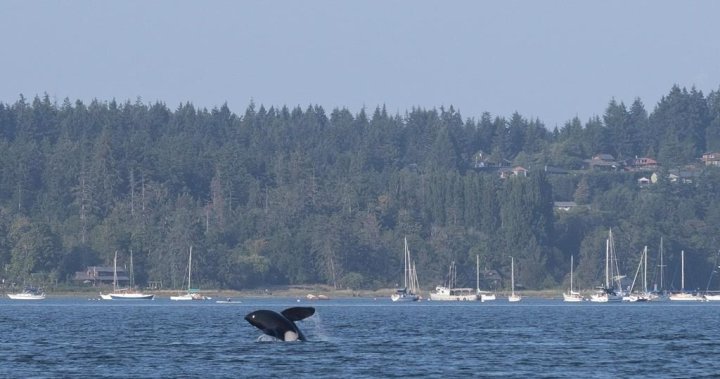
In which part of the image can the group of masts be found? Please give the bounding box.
[564,231,717,302]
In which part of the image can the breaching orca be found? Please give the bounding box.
[244,307,315,341]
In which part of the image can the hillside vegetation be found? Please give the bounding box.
[1,85,720,292]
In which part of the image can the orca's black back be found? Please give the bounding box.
[244,309,302,341]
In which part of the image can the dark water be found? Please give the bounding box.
[1,297,719,378]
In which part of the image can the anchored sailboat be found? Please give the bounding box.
[391,237,419,302]
[563,255,583,302]
[590,229,624,302]
[101,250,154,300]
[669,250,703,301]
[623,246,654,302]
[508,256,521,302]
[171,246,210,301]
[703,251,720,301]
[476,255,496,301]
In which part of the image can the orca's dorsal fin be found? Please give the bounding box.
[281,306,315,322]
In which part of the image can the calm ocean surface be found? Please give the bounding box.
[1,297,719,378]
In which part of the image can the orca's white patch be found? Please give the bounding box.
[284,331,299,341]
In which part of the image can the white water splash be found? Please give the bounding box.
[303,313,330,342]
[256,335,281,342]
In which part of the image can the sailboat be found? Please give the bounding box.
[590,229,624,302]
[171,246,209,301]
[101,250,155,300]
[508,256,521,302]
[391,237,420,302]
[563,255,583,302]
[703,251,720,301]
[622,246,653,302]
[476,255,496,301]
[669,250,703,301]
[651,237,668,300]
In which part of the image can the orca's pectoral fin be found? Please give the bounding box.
[281,306,315,322]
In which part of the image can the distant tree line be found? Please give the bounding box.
[1,84,720,292]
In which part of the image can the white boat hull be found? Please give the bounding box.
[563,292,583,302]
[391,293,419,302]
[109,293,155,300]
[430,294,477,301]
[478,292,496,301]
[7,293,45,300]
[590,291,622,303]
[430,286,478,301]
[703,294,720,301]
[508,294,522,302]
[622,294,649,302]
[669,292,704,301]
[170,293,209,301]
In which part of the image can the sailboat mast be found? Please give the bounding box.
[188,245,193,291]
[450,261,456,289]
[511,256,515,296]
[606,235,610,289]
[570,255,574,292]
[403,237,409,289]
[411,261,418,293]
[130,249,134,288]
[681,250,685,291]
[659,237,664,291]
[476,255,479,293]
[643,246,648,293]
[113,250,118,291]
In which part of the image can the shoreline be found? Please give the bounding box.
[3,285,564,300]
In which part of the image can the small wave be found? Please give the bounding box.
[256,335,282,342]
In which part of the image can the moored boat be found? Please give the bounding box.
[703,251,720,301]
[669,250,704,301]
[622,246,652,302]
[563,255,584,302]
[430,261,478,301]
[110,292,155,300]
[7,287,45,300]
[563,291,584,302]
[170,292,208,301]
[508,256,521,302]
[430,286,477,301]
[100,250,155,300]
[476,255,495,301]
[590,229,624,302]
[391,237,420,302]
[170,246,210,301]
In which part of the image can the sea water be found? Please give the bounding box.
[1,297,719,378]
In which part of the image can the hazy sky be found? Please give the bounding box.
[2,1,719,128]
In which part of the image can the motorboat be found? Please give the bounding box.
[430,261,478,301]
[7,287,45,300]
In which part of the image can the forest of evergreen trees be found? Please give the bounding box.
[1,84,720,293]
